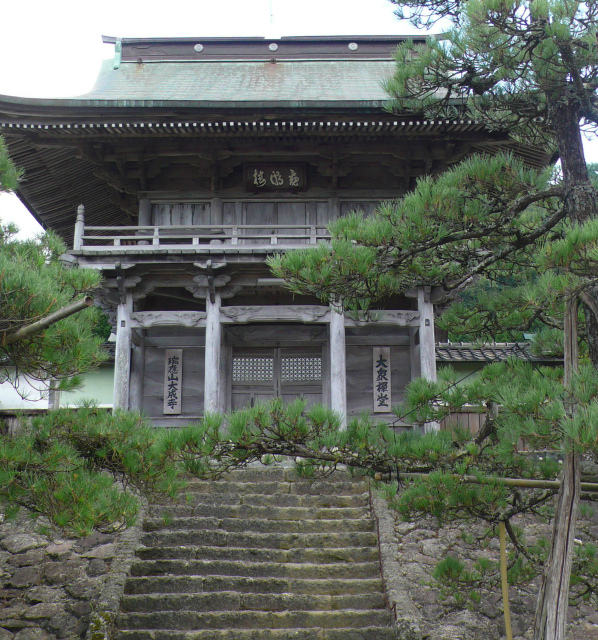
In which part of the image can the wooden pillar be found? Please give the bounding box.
[138,199,151,245]
[211,197,223,224]
[418,287,437,383]
[418,287,438,433]
[329,307,347,428]
[113,293,133,411]
[129,330,145,411]
[73,204,85,250]
[409,327,421,381]
[48,379,60,410]
[204,293,222,414]
[138,198,151,226]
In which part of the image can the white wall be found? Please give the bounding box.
[0,369,50,410]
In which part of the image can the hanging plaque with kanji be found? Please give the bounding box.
[245,164,306,192]
[163,349,183,415]
[373,347,391,413]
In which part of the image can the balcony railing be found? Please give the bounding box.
[73,224,331,252]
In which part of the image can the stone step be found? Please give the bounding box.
[215,467,368,484]
[147,504,370,520]
[142,516,375,534]
[115,609,393,631]
[139,530,377,549]
[152,493,370,509]
[121,591,387,613]
[124,575,386,596]
[180,480,367,496]
[114,468,387,640]
[136,545,379,564]
[112,626,398,640]
[130,559,381,580]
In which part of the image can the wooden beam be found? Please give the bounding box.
[219,306,420,326]
[344,310,420,327]
[130,311,207,329]
[220,305,331,324]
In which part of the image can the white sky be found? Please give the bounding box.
[0,0,596,238]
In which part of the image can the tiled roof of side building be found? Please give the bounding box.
[435,342,563,363]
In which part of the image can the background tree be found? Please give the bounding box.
[0,135,108,396]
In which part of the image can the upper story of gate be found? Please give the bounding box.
[0,35,552,267]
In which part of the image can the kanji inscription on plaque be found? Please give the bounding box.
[245,164,306,191]
[163,349,183,415]
[373,347,391,413]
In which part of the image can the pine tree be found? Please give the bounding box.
[0,137,186,535]
[269,4,598,637]
[0,135,109,395]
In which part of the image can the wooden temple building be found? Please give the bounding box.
[0,36,551,425]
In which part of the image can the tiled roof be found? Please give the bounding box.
[77,59,395,106]
[436,343,562,363]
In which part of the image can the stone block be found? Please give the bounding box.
[6,567,42,588]
[7,550,45,568]
[13,629,52,640]
[86,559,108,577]
[1,536,46,555]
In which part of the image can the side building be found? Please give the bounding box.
[0,36,551,425]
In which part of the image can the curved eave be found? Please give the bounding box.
[0,94,392,115]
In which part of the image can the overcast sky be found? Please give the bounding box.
[0,0,596,238]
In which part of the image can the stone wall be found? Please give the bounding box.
[374,489,598,640]
[0,514,123,640]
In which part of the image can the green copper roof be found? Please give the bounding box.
[77,59,396,106]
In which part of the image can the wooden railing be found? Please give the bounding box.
[73,223,331,251]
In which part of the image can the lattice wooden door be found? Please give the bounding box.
[231,348,323,411]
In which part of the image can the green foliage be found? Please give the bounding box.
[0,136,21,193]
[2,407,185,536]
[0,226,107,393]
[386,0,598,145]
[0,140,108,395]
[270,154,564,313]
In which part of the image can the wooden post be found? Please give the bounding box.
[418,287,438,433]
[129,330,145,411]
[409,327,421,380]
[73,204,85,251]
[418,287,437,383]
[329,306,347,428]
[499,521,514,640]
[211,197,223,225]
[533,295,581,640]
[138,198,151,245]
[113,293,133,411]
[48,379,60,410]
[204,293,222,414]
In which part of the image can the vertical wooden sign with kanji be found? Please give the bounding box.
[164,349,183,414]
[373,347,391,412]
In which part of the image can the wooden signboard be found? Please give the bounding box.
[163,349,183,414]
[373,347,391,412]
[245,164,306,192]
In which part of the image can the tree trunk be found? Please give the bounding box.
[532,296,581,640]
[532,452,581,640]
[549,101,598,366]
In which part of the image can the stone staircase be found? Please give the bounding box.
[112,465,397,639]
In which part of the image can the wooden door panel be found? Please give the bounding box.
[231,347,323,409]
[243,203,277,244]
[277,202,308,244]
